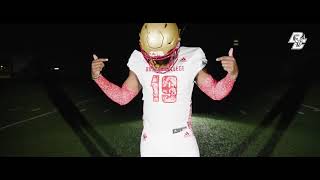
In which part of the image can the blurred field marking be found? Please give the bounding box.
[7,106,25,111]
[0,110,57,131]
[76,97,97,105]
[0,97,97,131]
[31,108,41,112]
[239,110,247,115]
[302,104,320,111]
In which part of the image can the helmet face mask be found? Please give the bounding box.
[139,23,181,73]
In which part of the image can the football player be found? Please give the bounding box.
[91,23,238,157]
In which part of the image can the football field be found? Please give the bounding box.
[1,79,319,157]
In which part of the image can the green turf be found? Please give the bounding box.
[269,85,320,157]
[1,80,319,157]
[0,112,90,156]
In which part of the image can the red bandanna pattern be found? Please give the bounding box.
[198,74,235,101]
[94,75,138,106]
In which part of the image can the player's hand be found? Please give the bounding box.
[91,54,108,79]
[216,48,239,80]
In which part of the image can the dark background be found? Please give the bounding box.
[1,23,318,79]
[0,24,318,113]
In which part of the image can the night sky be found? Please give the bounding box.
[0,23,318,115]
[0,23,318,82]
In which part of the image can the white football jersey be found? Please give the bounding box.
[127,46,208,135]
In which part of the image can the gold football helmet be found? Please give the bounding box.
[139,23,181,73]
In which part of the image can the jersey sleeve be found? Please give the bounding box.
[190,47,208,80]
[127,50,144,83]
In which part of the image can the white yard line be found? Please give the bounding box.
[0,97,97,131]
[0,110,57,131]
[302,104,320,111]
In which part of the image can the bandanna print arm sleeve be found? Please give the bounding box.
[94,75,139,106]
[197,73,236,101]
